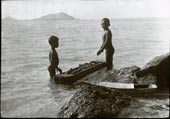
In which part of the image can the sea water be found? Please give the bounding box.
[1,19,170,117]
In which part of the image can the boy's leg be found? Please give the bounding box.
[106,52,113,70]
[48,66,55,78]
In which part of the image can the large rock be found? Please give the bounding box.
[58,83,131,118]
[115,66,141,83]
[135,52,170,89]
[118,66,141,76]
[143,52,170,69]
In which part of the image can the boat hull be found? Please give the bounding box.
[54,61,106,84]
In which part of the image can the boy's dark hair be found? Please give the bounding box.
[102,18,110,26]
[48,35,58,46]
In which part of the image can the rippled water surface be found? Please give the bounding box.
[1,19,170,117]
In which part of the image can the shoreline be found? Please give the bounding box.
[56,52,169,118]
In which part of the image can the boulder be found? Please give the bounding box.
[115,66,141,83]
[58,83,131,118]
[143,52,170,69]
[118,66,141,76]
[135,52,170,89]
[135,74,156,85]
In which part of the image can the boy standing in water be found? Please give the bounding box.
[97,18,115,70]
[48,36,62,79]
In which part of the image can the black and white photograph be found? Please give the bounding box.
[1,0,170,118]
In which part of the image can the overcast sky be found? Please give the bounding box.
[2,0,170,20]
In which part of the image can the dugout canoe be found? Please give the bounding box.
[54,61,106,84]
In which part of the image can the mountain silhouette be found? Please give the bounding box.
[2,16,18,21]
[34,12,76,20]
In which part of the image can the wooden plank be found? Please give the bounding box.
[97,81,157,89]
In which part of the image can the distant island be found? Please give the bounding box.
[2,16,18,21]
[33,12,76,20]
[2,12,77,21]
[2,14,169,21]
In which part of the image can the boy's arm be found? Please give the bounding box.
[49,50,62,74]
[54,51,62,73]
[100,31,109,51]
[49,51,53,66]
[97,32,109,55]
[56,67,62,73]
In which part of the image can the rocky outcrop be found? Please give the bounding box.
[116,66,141,83]
[57,53,169,118]
[135,52,170,89]
[143,53,170,69]
[118,65,141,76]
[58,83,131,118]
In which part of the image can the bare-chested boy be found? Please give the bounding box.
[48,36,62,79]
[97,18,115,70]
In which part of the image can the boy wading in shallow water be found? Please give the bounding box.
[97,18,115,71]
[48,36,62,79]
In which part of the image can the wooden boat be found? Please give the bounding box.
[97,82,169,98]
[54,61,106,84]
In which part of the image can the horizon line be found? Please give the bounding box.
[2,11,170,20]
[2,15,170,21]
